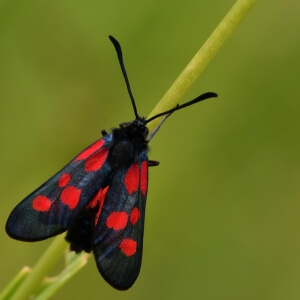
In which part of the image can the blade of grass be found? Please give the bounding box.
[9,234,68,300]
[147,0,257,133]
[0,267,31,300]
[35,253,89,300]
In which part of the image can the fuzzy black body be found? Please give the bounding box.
[65,118,151,256]
[109,118,149,168]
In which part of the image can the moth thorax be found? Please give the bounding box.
[123,119,149,141]
[110,139,139,167]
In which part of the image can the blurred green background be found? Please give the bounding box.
[1,0,300,299]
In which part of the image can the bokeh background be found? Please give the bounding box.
[1,0,300,299]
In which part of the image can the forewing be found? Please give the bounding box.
[6,135,113,241]
[93,153,148,290]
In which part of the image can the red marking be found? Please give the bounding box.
[60,186,81,209]
[106,212,128,230]
[124,163,139,194]
[32,195,52,212]
[58,173,71,187]
[75,139,105,161]
[130,207,140,225]
[86,186,109,225]
[84,148,108,172]
[140,161,148,196]
[119,238,137,256]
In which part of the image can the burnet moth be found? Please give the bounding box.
[6,36,217,290]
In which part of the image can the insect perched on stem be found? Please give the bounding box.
[6,36,217,290]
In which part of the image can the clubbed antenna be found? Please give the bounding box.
[109,35,139,119]
[145,92,218,123]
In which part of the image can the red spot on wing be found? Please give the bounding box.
[84,148,108,172]
[140,161,148,196]
[119,238,137,256]
[75,139,105,161]
[58,173,71,187]
[60,186,81,209]
[106,212,128,230]
[86,186,109,225]
[32,195,52,212]
[124,163,139,194]
[130,207,140,225]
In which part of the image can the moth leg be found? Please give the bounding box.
[148,160,159,167]
[146,113,173,142]
[101,130,108,136]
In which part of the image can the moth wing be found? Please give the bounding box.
[6,136,112,241]
[92,153,148,290]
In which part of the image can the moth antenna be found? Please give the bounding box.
[145,92,218,124]
[109,35,139,119]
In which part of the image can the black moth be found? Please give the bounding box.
[6,36,217,290]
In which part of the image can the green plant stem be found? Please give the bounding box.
[10,235,68,300]
[6,0,257,299]
[0,267,31,300]
[147,0,257,133]
[35,253,89,300]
